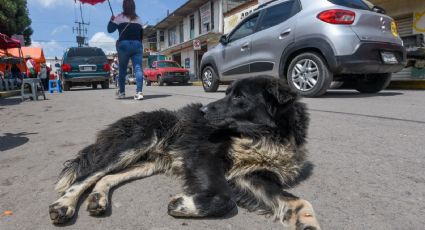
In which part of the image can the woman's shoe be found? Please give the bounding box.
[117,92,125,99]
[134,92,144,100]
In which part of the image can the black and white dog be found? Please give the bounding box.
[49,76,320,229]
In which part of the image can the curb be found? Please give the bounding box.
[190,81,203,86]
[0,90,20,98]
[388,80,425,90]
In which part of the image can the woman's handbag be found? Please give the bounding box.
[115,20,132,50]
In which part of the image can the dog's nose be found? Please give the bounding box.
[200,106,208,113]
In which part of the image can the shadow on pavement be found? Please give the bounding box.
[67,87,115,92]
[0,132,37,152]
[322,90,403,98]
[118,94,172,100]
[0,97,22,106]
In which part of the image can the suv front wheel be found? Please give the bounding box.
[286,52,332,97]
[202,66,219,92]
[354,73,391,93]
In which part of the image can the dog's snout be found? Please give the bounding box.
[200,106,208,113]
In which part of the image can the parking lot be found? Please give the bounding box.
[1,85,424,230]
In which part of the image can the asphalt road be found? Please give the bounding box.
[1,84,424,230]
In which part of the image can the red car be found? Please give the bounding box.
[144,60,190,86]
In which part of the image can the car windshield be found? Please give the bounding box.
[66,48,107,65]
[157,62,180,68]
[327,0,371,10]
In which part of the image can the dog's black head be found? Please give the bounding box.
[201,76,308,144]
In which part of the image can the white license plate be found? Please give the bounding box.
[84,67,92,71]
[381,52,398,64]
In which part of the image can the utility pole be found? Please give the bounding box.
[72,2,89,47]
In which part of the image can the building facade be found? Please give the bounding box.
[144,0,257,78]
[370,0,425,80]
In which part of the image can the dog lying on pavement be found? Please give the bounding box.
[49,76,320,229]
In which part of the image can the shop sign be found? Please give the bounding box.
[413,10,425,34]
[193,39,201,50]
[224,4,258,34]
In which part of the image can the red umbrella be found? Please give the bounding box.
[77,0,114,15]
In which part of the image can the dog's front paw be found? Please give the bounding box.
[49,202,75,224]
[87,192,108,216]
[168,194,199,217]
[281,199,320,230]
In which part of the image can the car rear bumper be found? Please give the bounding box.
[63,72,109,82]
[333,42,406,74]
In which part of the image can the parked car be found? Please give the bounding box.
[60,47,110,91]
[144,60,190,86]
[200,0,407,97]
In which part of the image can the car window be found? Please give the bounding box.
[257,0,300,31]
[66,48,106,64]
[157,62,180,68]
[67,48,105,57]
[228,14,259,43]
[327,0,370,10]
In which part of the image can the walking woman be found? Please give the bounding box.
[108,0,144,100]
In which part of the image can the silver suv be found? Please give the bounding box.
[200,0,406,97]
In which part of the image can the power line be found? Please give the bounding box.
[32,40,116,44]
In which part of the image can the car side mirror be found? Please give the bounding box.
[220,35,228,45]
[372,5,386,14]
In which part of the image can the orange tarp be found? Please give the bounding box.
[0,47,46,72]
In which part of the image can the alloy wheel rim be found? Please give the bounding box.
[203,69,213,87]
[291,59,319,92]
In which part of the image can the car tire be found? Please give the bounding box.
[101,81,109,89]
[92,83,98,89]
[354,73,391,93]
[145,77,151,86]
[63,81,71,91]
[158,75,165,86]
[286,52,332,97]
[202,66,219,92]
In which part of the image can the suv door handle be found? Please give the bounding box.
[279,29,291,39]
[241,43,249,51]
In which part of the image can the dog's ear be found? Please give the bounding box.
[266,78,297,105]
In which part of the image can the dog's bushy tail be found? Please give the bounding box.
[55,145,96,193]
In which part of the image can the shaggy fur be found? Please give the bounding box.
[49,76,320,229]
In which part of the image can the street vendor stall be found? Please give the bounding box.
[0,33,25,72]
[5,47,46,73]
[0,33,25,91]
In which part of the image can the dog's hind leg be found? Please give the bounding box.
[231,172,320,230]
[49,172,106,224]
[86,162,161,216]
[167,154,236,218]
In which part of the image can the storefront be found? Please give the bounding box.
[371,0,425,80]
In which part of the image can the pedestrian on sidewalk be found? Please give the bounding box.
[25,55,37,78]
[39,63,48,90]
[107,0,144,100]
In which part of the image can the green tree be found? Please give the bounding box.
[0,0,33,46]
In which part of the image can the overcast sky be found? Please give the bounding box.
[27,0,187,58]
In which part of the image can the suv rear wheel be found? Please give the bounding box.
[286,52,332,97]
[101,80,109,89]
[202,66,219,92]
[63,81,71,91]
[354,73,391,93]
